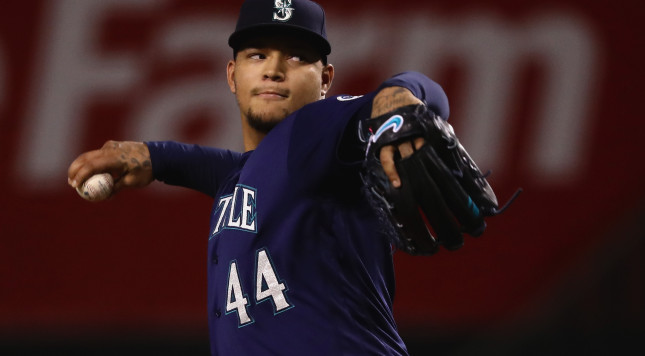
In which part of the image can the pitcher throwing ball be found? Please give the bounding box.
[68,0,516,354]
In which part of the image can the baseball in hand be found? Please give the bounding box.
[76,173,114,201]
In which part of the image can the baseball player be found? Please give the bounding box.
[68,0,461,354]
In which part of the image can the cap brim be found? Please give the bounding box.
[228,24,331,56]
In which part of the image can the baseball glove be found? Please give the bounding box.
[360,104,520,255]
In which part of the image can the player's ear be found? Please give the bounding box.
[320,63,334,98]
[227,60,236,93]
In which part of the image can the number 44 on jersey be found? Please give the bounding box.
[226,248,293,327]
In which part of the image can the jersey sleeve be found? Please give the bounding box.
[334,72,450,166]
[378,71,450,120]
[287,72,450,177]
[145,141,244,198]
[284,95,375,185]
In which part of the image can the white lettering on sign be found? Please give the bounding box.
[331,12,599,183]
[125,17,240,149]
[15,5,599,188]
[18,0,160,188]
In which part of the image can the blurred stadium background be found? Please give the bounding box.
[1,0,643,355]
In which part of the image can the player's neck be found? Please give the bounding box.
[241,124,266,152]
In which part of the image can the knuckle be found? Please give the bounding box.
[102,140,119,149]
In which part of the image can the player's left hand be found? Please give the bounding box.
[378,138,424,188]
[361,103,520,255]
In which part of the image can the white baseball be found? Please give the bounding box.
[76,173,114,201]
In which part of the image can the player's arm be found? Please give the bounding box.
[372,71,449,188]
[67,140,154,194]
[362,72,518,255]
[68,140,241,198]
[371,86,424,188]
[145,141,242,197]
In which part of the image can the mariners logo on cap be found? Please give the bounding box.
[273,0,294,22]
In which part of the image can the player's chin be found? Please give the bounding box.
[246,108,290,134]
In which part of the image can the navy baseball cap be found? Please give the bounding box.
[228,0,331,57]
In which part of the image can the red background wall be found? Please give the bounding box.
[1,0,644,354]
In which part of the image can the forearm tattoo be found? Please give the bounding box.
[371,87,421,118]
[110,141,151,171]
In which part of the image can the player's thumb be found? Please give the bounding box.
[113,171,154,193]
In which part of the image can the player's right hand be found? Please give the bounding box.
[67,140,154,195]
[370,86,424,188]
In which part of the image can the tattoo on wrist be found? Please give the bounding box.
[372,87,420,117]
[115,143,151,170]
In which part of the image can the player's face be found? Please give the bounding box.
[227,35,333,134]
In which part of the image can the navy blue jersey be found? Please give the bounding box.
[147,72,448,355]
